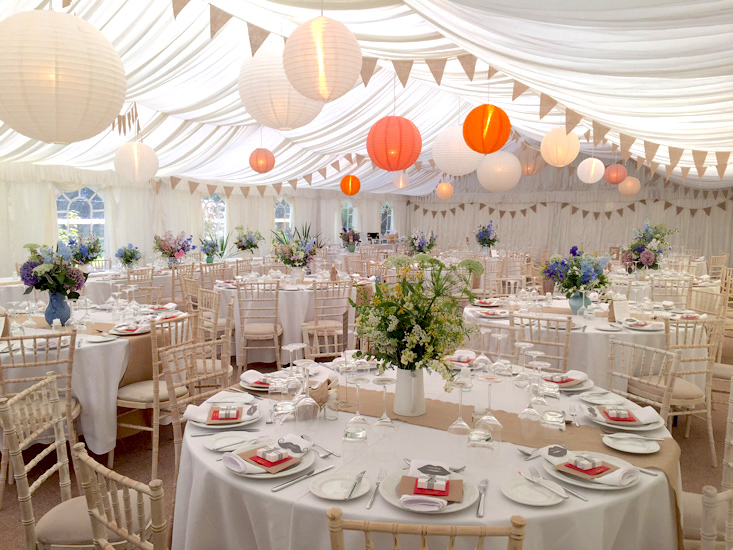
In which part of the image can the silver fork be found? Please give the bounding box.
[366,468,387,509]
[528,466,588,501]
[568,405,580,427]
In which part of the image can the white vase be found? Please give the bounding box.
[481,246,491,255]
[393,368,426,417]
[291,266,304,283]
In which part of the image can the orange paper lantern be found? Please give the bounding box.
[340,175,360,195]
[436,181,454,200]
[366,116,422,171]
[249,148,275,174]
[604,163,627,185]
[462,104,511,154]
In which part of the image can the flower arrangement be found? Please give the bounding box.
[19,242,86,299]
[153,231,195,260]
[408,230,437,254]
[234,226,263,252]
[457,258,485,276]
[621,220,678,271]
[115,243,141,268]
[475,221,498,248]
[199,237,219,258]
[67,234,102,265]
[352,259,476,385]
[383,254,413,269]
[340,228,361,244]
[541,247,611,298]
[272,226,319,267]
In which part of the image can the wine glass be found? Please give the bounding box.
[344,365,371,428]
[336,353,356,411]
[372,376,397,428]
[515,342,534,369]
[282,342,305,370]
[577,289,588,317]
[447,379,473,435]
[489,333,507,363]
[294,364,320,434]
[473,366,503,448]
[525,350,546,380]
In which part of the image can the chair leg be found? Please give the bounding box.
[706,400,718,468]
[0,444,8,510]
[684,414,692,438]
[242,340,248,372]
[107,448,115,469]
[151,406,160,480]
[274,334,282,371]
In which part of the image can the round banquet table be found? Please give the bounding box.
[172,368,679,550]
[608,277,719,306]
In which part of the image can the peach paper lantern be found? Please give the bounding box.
[618,176,641,196]
[436,181,454,200]
[367,116,422,171]
[516,148,546,176]
[462,104,511,154]
[604,163,627,185]
[540,128,580,168]
[392,171,410,189]
[249,148,275,174]
[340,175,360,196]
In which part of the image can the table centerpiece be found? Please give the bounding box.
[153,231,195,268]
[234,226,263,255]
[352,257,476,416]
[408,229,437,255]
[475,221,498,254]
[272,224,320,279]
[199,232,232,263]
[621,220,678,277]
[19,242,86,326]
[541,246,611,314]
[67,234,102,275]
[340,228,360,253]
[115,243,142,270]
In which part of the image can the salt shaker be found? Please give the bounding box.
[51,318,62,331]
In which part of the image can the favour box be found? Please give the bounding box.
[605,407,630,419]
[417,476,448,491]
[206,406,243,425]
[572,454,601,471]
[546,374,569,383]
[256,446,289,463]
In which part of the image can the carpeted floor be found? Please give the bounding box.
[0,358,730,549]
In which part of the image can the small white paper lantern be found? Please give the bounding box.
[0,10,126,144]
[393,171,410,189]
[618,176,641,197]
[436,181,454,200]
[114,142,159,183]
[477,152,522,192]
[577,158,605,184]
[431,126,483,177]
[283,16,362,103]
[540,128,580,167]
[239,42,323,131]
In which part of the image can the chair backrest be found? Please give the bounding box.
[345,256,367,275]
[650,278,692,308]
[504,257,526,277]
[181,276,200,313]
[91,258,112,271]
[690,289,724,317]
[197,288,222,342]
[73,442,167,550]
[667,256,692,273]
[489,277,525,298]
[467,322,523,364]
[481,258,504,294]
[665,317,722,379]
[133,286,163,306]
[366,263,387,280]
[236,281,280,335]
[313,281,353,325]
[127,267,155,285]
[0,373,72,549]
[171,263,195,304]
[149,313,199,392]
[607,338,680,421]
[709,254,729,280]
[326,508,526,550]
[234,258,253,275]
[199,262,233,290]
[510,314,571,372]
[260,262,291,275]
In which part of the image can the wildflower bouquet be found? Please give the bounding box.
[234,226,263,252]
[153,231,195,260]
[621,220,678,271]
[541,246,611,298]
[475,221,498,248]
[340,228,361,244]
[115,243,141,268]
[272,227,318,267]
[67,234,102,266]
[199,237,219,258]
[408,229,437,254]
[19,242,86,299]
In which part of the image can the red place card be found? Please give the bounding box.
[413,479,450,497]
[542,377,576,384]
[564,463,610,476]
[251,455,293,468]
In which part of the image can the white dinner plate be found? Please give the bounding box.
[84,335,118,344]
[596,324,622,332]
[558,379,595,393]
[240,381,271,392]
[0,342,20,353]
[500,477,564,507]
[602,435,660,454]
[477,310,510,320]
[585,407,665,432]
[570,321,586,331]
[624,323,664,332]
[204,432,262,452]
[310,473,372,501]
[579,391,626,406]
[232,449,315,479]
[541,452,639,491]
[378,472,479,514]
[109,327,151,336]
[188,409,261,430]
[473,300,502,308]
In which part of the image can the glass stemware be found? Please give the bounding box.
[447,379,473,435]
[294,365,319,434]
[345,365,371,428]
[514,342,534,369]
[371,376,397,428]
[577,289,588,317]
[490,333,507,363]
[336,353,356,411]
[473,365,503,448]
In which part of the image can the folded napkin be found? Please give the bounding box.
[182,404,210,424]
[276,434,310,457]
[408,459,454,478]
[150,302,177,310]
[662,301,674,308]
[473,353,491,367]
[204,391,254,406]
[240,370,268,385]
[538,445,575,466]
[399,494,447,512]
[114,322,150,333]
[564,370,588,382]
[626,405,663,425]
[446,349,476,363]
[183,392,257,424]
[221,452,266,474]
[591,467,640,487]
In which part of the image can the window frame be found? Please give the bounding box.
[274,198,293,232]
[56,187,105,243]
[380,202,394,235]
[202,193,227,239]
[341,200,355,231]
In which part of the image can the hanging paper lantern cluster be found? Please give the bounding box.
[0,10,126,144]
[392,171,410,189]
[436,181,454,200]
[114,142,159,184]
[577,158,605,184]
[239,42,323,131]
[618,176,641,196]
[283,16,362,103]
[604,163,628,185]
[367,116,422,171]
[462,105,511,154]
[432,126,483,177]
[516,148,546,176]
[340,175,360,196]
[477,152,521,192]
[249,148,275,174]
[540,129,580,168]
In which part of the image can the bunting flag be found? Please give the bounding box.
[592,121,610,146]
[479,203,486,211]
[330,161,340,172]
[392,60,413,87]
[716,152,730,180]
[538,94,557,119]
[457,54,477,81]
[628,203,635,212]
[188,181,199,194]
[690,150,708,179]
[272,183,282,195]
[690,208,698,217]
[256,185,267,197]
[530,204,537,213]
[429,159,436,168]
[719,202,727,211]
[170,176,181,189]
[450,207,457,215]
[510,211,516,219]
[414,161,423,171]
[605,211,612,220]
[206,184,217,196]
[668,147,684,171]
[619,134,635,160]
[153,180,161,195]
[209,5,233,38]
[247,23,269,56]
[582,210,589,219]
[317,167,328,180]
[425,58,447,86]
[223,186,234,198]
[487,66,498,80]
[488,207,495,214]
[703,190,710,199]
[172,0,191,18]
[344,153,353,164]
[612,143,619,153]
[458,203,465,210]
[584,130,591,143]
[593,212,600,220]
[512,81,529,101]
[413,204,419,212]
[304,174,313,185]
[676,206,683,215]
[650,161,660,173]
[571,206,578,214]
[431,211,437,218]
[62,0,71,6]
[703,206,712,216]
[665,165,675,181]
[288,179,298,190]
[565,109,582,134]
[441,211,446,218]
[240,186,250,198]
[360,58,378,86]
[643,141,660,164]
[636,157,645,170]
[681,166,691,181]
[664,201,672,210]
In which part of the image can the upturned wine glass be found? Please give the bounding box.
[447,379,473,435]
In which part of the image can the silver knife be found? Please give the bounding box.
[271,465,334,492]
[476,479,489,517]
[521,473,568,499]
[346,471,366,500]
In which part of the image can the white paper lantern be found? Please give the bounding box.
[431,126,483,177]
[436,181,454,200]
[283,16,362,103]
[618,176,641,197]
[477,152,522,192]
[540,128,580,167]
[114,142,159,183]
[239,43,323,131]
[0,10,126,144]
[393,171,410,189]
[577,158,605,184]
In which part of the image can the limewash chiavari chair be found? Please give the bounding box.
[489,277,524,298]
[302,281,353,360]
[171,263,195,305]
[181,276,200,313]
[199,262,233,290]
[127,267,155,286]
[367,263,388,280]
[466,322,523,364]
[234,257,254,275]
[236,281,283,373]
[189,251,202,262]
[691,290,725,318]
[476,258,504,298]
[713,269,733,403]
[260,261,291,275]
[667,255,693,273]
[709,254,729,280]
[0,330,80,506]
[510,314,571,373]
[327,508,527,550]
[345,256,368,275]
[650,278,693,308]
[132,286,163,306]
[73,442,167,550]
[684,248,701,258]
[90,258,112,271]
[197,287,223,342]
[111,314,198,478]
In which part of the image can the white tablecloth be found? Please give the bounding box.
[173,367,677,550]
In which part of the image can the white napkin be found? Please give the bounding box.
[662,301,674,308]
[627,405,663,425]
[309,365,335,389]
[565,370,588,382]
[182,404,209,424]
[399,494,447,512]
[183,392,257,423]
[113,321,150,333]
[538,445,575,466]
[407,459,454,478]
[474,353,491,367]
[591,467,640,487]
[204,391,254,406]
[221,452,266,474]
[240,370,267,385]
[276,434,310,457]
[447,349,476,363]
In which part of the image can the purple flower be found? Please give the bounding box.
[639,250,655,266]
[569,246,581,257]
[64,268,86,292]
[19,260,40,287]
[621,251,634,266]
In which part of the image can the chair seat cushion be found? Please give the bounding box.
[117,379,188,403]
[302,320,343,330]
[243,323,283,337]
[628,377,705,401]
[196,358,234,376]
[713,362,733,380]
[682,490,725,542]
[36,490,150,545]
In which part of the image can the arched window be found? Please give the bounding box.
[341,201,354,230]
[56,187,105,243]
[380,203,394,235]
[274,198,292,231]
[202,193,226,238]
